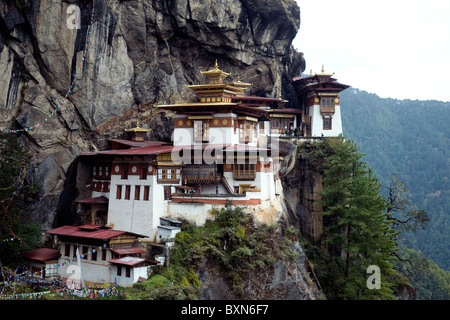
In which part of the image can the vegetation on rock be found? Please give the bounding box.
[125,203,301,300]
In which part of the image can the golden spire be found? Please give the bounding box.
[317,64,334,76]
[200,60,231,84]
[125,121,151,133]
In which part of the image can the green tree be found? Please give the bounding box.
[385,174,429,235]
[314,136,398,299]
[0,132,39,265]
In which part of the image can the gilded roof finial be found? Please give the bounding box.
[321,65,325,73]
[214,59,219,70]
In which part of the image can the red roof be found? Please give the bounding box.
[108,139,169,149]
[82,144,176,157]
[46,225,147,241]
[270,108,302,114]
[24,248,60,262]
[75,196,109,204]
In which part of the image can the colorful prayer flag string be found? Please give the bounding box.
[0,1,96,134]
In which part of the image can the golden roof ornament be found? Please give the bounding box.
[231,74,252,89]
[200,60,231,84]
[316,64,334,77]
[125,121,151,133]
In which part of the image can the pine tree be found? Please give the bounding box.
[316,136,398,299]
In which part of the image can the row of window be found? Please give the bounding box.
[233,164,256,180]
[64,244,107,261]
[93,165,110,178]
[119,165,148,180]
[116,166,181,182]
[193,120,258,144]
[63,244,132,278]
[157,168,181,182]
[116,185,151,201]
[92,181,110,192]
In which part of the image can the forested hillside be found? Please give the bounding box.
[340,88,449,271]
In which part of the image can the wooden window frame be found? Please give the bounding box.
[116,185,122,199]
[323,118,332,130]
[125,185,131,200]
[91,248,97,261]
[164,186,171,200]
[233,163,256,180]
[157,168,180,184]
[82,246,88,260]
[143,186,150,201]
[64,244,71,257]
[320,98,335,113]
[135,185,141,200]
[194,120,209,143]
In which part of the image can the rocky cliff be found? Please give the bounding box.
[0,0,305,229]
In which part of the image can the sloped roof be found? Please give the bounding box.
[75,196,109,205]
[46,225,147,241]
[24,248,60,262]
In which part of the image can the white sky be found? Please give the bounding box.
[293,0,450,102]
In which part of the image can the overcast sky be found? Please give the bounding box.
[293,0,450,102]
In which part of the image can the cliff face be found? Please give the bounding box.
[198,242,323,300]
[280,142,324,244]
[0,0,305,229]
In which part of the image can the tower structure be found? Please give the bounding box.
[293,66,349,137]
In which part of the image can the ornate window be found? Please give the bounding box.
[239,121,255,144]
[270,118,293,134]
[233,163,256,180]
[157,167,181,183]
[194,120,209,142]
[320,97,335,113]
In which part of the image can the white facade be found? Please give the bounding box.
[309,104,343,137]
[56,243,113,285]
[55,241,152,288]
[107,171,172,241]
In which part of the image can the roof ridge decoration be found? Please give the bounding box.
[200,59,231,84]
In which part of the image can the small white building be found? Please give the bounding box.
[156,217,182,243]
[46,224,157,287]
[23,248,60,280]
